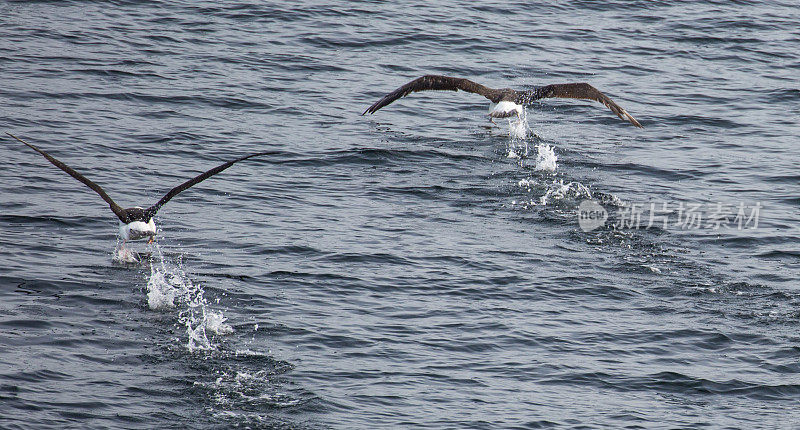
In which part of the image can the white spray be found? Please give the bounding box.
[146,243,234,351]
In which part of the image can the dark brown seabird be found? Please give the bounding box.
[363,75,643,128]
[5,132,274,247]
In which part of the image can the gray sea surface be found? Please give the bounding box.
[1,1,799,428]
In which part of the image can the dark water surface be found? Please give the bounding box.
[1,1,799,428]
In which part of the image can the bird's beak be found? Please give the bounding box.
[148,235,155,244]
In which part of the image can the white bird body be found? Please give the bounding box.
[489,100,523,118]
[119,217,156,241]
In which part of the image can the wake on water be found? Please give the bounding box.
[113,241,234,351]
[146,244,234,351]
[504,107,620,210]
[113,242,298,419]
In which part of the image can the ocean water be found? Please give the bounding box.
[1,1,799,428]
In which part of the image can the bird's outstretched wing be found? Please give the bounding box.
[518,83,643,128]
[5,132,131,222]
[143,151,278,221]
[363,75,505,115]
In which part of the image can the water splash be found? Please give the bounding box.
[112,242,141,264]
[533,144,557,172]
[503,108,558,173]
[507,110,530,140]
[146,264,180,310]
[513,178,594,208]
[505,114,530,160]
[538,179,592,205]
[146,244,234,351]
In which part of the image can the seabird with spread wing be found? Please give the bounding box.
[363,75,642,128]
[6,132,274,248]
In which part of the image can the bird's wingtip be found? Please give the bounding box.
[4,132,25,144]
[619,108,643,129]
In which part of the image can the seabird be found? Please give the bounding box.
[363,75,643,128]
[5,132,274,249]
